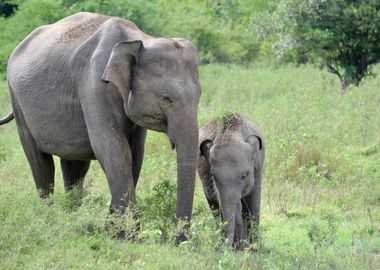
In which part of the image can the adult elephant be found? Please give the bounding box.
[0,12,201,241]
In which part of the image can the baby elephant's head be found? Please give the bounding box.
[200,135,263,246]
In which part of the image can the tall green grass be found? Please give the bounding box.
[0,64,379,269]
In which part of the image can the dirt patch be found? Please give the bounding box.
[57,15,150,43]
[218,112,242,133]
[212,112,243,143]
[117,19,140,31]
[58,15,111,42]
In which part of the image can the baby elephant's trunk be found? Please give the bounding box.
[220,191,243,246]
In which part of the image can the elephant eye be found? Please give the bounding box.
[241,171,249,180]
[162,96,173,104]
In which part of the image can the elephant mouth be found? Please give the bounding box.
[140,114,167,133]
[169,138,175,149]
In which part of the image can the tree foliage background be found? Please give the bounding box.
[0,0,273,73]
[0,0,379,86]
[253,0,380,89]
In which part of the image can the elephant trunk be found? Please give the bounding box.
[220,191,242,246]
[168,109,199,241]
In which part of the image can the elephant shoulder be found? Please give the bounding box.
[92,16,151,42]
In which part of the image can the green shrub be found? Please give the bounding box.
[139,179,176,243]
[253,0,380,89]
[308,217,337,255]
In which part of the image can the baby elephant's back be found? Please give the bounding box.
[199,116,264,146]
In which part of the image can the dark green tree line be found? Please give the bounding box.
[0,0,271,74]
[253,0,380,89]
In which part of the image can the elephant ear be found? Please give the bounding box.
[200,139,213,161]
[245,135,263,169]
[101,40,143,101]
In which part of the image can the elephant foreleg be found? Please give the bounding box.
[202,176,221,219]
[93,135,135,214]
[198,158,221,219]
[242,167,262,244]
[89,129,136,239]
[128,127,147,188]
[80,92,138,239]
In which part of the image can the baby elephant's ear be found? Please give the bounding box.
[245,135,263,169]
[200,139,213,160]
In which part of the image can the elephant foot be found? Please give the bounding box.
[105,206,140,241]
[174,232,188,245]
[114,229,139,241]
[250,246,258,253]
[105,222,140,241]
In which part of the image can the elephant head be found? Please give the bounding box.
[101,38,201,227]
[200,134,263,245]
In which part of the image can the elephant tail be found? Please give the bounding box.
[0,112,14,125]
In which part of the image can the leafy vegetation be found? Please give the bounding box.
[2,0,379,88]
[0,0,17,17]
[253,0,380,89]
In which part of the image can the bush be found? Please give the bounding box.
[139,179,176,243]
[253,0,380,89]
[0,0,17,17]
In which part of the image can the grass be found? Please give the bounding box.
[0,64,379,269]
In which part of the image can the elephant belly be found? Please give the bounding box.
[31,115,95,160]
[13,86,95,160]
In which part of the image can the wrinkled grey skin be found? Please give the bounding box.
[197,116,265,248]
[3,12,200,240]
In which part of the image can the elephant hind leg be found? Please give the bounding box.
[60,159,90,191]
[13,106,55,198]
[240,168,262,246]
[28,151,55,198]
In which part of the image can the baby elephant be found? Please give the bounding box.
[197,114,265,248]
